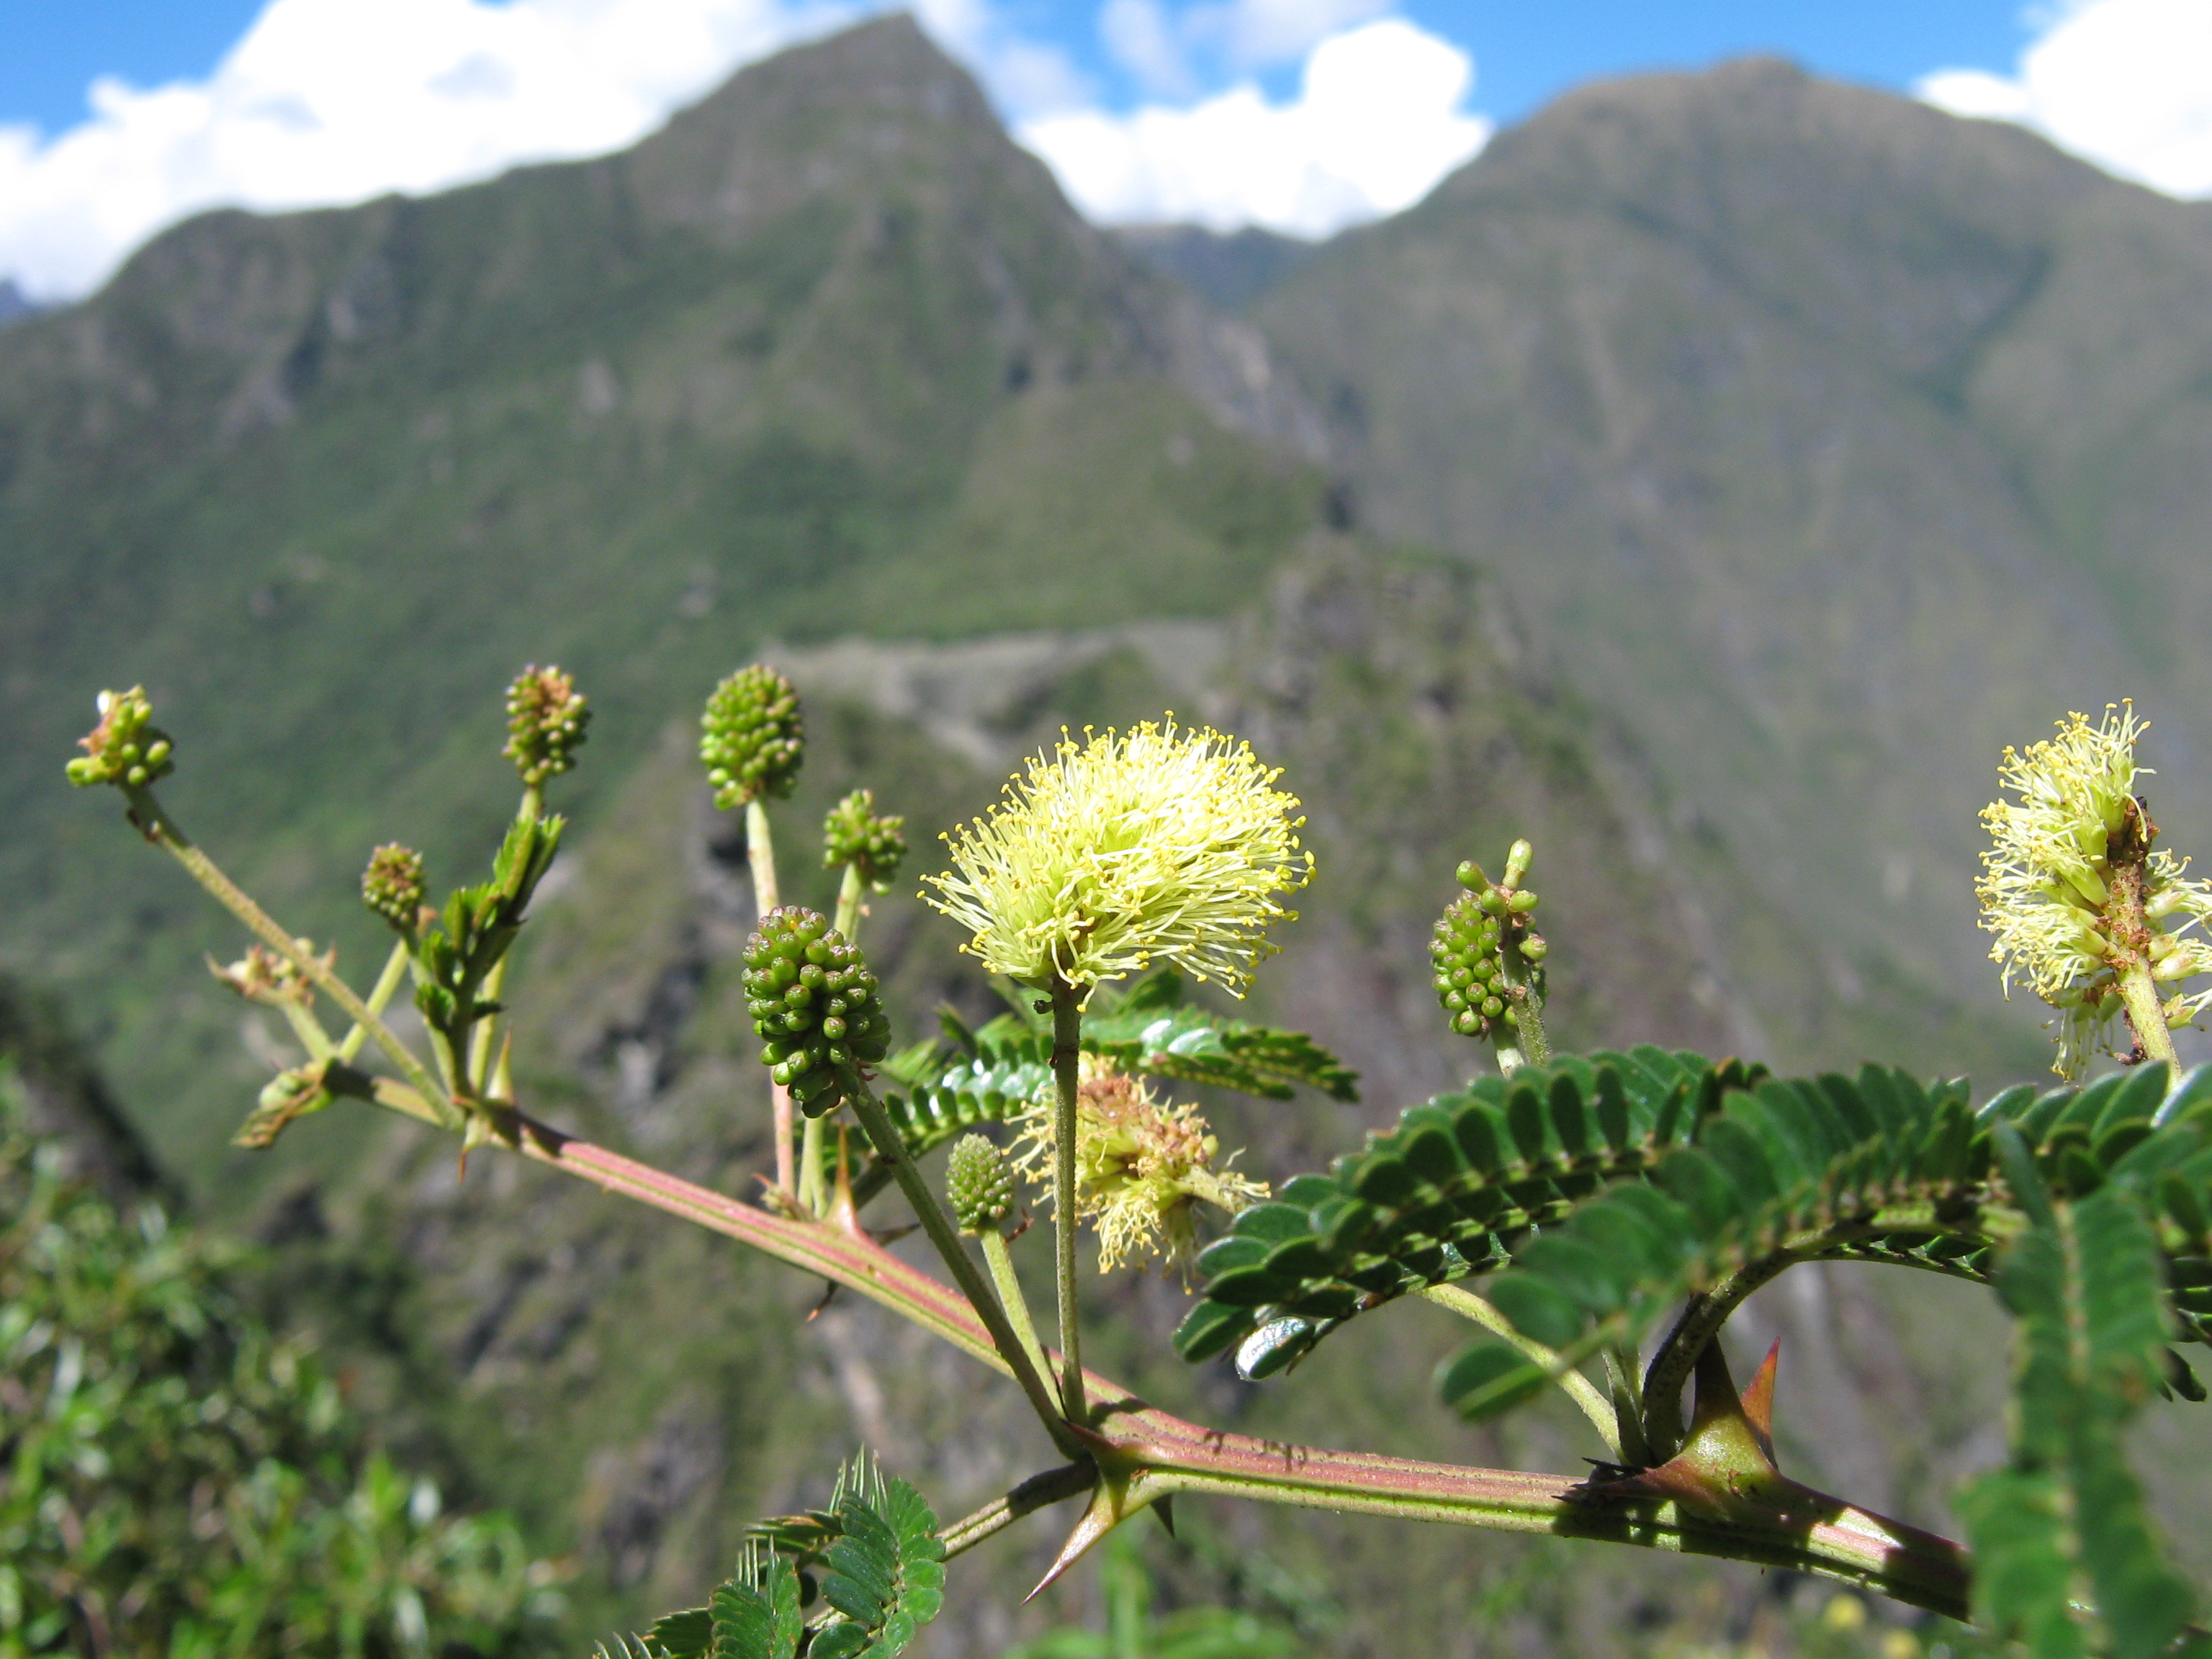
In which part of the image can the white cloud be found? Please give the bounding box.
[1020,17,1488,237]
[1920,0,2212,197]
[0,0,853,300]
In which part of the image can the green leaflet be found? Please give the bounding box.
[808,1466,945,1659]
[1181,1053,2212,1387]
[1434,1341,1547,1423]
[625,1457,945,1659]
[412,812,562,1036]
[1174,1047,1755,1372]
[850,974,1356,1207]
[1961,1177,2205,1659]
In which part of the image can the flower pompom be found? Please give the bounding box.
[1010,1068,1266,1279]
[1977,703,2212,1076]
[922,719,1313,996]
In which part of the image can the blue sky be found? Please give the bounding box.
[0,0,2204,301]
[0,0,2031,138]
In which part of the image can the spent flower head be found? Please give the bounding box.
[503,665,590,788]
[1978,702,2212,1076]
[361,844,428,932]
[923,719,1313,995]
[66,687,175,791]
[824,789,907,891]
[701,665,804,810]
[208,942,323,1007]
[1010,1066,1266,1278]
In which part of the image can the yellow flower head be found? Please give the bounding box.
[1010,1067,1267,1279]
[1977,703,2212,1076]
[922,719,1313,994]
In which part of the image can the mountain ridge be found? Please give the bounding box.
[1251,53,2212,1066]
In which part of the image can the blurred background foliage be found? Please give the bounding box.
[0,1042,562,1657]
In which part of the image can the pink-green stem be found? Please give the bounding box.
[127,796,1972,1617]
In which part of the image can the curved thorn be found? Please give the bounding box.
[1740,1339,1780,1465]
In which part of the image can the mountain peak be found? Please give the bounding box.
[627,13,1010,238]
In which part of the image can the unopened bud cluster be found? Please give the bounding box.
[361,844,428,930]
[702,665,804,810]
[503,665,591,788]
[947,1134,1015,1233]
[824,789,907,889]
[1431,840,1547,1040]
[742,907,890,1116]
[66,687,175,790]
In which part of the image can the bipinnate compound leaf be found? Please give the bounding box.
[853,973,1354,1206]
[808,1467,945,1659]
[708,1550,802,1659]
[1182,1053,2212,1393]
[1960,1178,2205,1659]
[1080,970,1357,1102]
[1175,1048,1758,1371]
[631,1457,943,1659]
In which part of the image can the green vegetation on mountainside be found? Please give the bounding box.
[0,19,1323,1192]
[1249,57,2212,1072]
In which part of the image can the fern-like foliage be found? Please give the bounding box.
[1172,1048,1759,1373]
[616,1455,943,1659]
[848,976,1357,1206]
[1180,1053,2212,1389]
[1469,1061,2212,1367]
[1956,1144,2206,1659]
[1079,971,1359,1102]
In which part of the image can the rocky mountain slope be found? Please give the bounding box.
[1249,56,2212,1068]
[0,16,1331,1184]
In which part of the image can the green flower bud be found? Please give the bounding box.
[1429,842,1547,1044]
[823,789,908,890]
[503,665,590,788]
[66,687,176,790]
[739,906,890,1117]
[361,844,428,931]
[701,665,804,810]
[1503,838,1534,889]
[947,1133,1016,1233]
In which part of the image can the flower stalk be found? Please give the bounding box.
[748,799,798,1196]
[1420,1283,1619,1458]
[840,1079,1087,1462]
[1049,981,1087,1425]
[121,786,457,1128]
